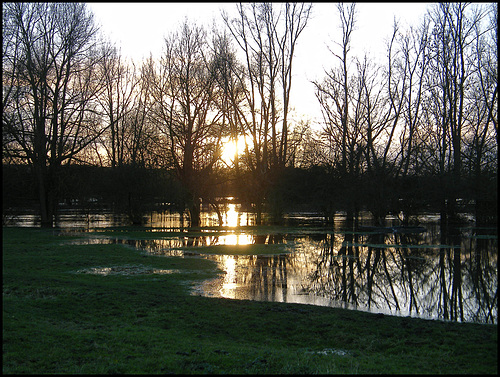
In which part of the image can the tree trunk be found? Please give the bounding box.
[39,187,54,228]
[35,164,55,228]
[189,197,201,227]
[255,201,263,226]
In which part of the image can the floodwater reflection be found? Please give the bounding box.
[52,208,498,324]
[191,228,497,324]
[64,226,497,323]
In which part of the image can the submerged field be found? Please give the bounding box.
[2,227,497,374]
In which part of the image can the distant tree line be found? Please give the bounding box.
[2,2,497,228]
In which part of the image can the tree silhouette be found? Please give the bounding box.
[3,3,106,227]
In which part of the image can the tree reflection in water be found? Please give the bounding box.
[302,225,497,324]
[58,210,497,324]
[192,223,496,324]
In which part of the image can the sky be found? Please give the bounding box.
[88,2,431,125]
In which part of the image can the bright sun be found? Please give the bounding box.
[221,136,246,166]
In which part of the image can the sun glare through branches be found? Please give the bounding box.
[220,136,247,166]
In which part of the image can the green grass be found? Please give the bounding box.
[3,227,497,374]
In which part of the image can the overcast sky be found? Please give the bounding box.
[88,2,431,125]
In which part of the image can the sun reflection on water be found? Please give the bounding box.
[220,255,238,298]
[223,203,239,227]
[217,233,254,246]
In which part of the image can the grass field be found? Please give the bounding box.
[2,226,497,374]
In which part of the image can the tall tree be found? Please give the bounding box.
[222,3,272,223]
[2,2,105,227]
[277,3,312,168]
[222,2,311,223]
[313,3,359,221]
[382,18,432,223]
[463,3,498,225]
[149,20,224,226]
[426,3,491,227]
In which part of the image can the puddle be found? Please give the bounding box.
[306,348,350,356]
[75,264,181,276]
[63,237,118,245]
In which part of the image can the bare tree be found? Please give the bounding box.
[388,20,431,179]
[95,45,138,167]
[277,3,312,167]
[375,18,433,224]
[313,3,358,172]
[125,61,158,168]
[425,3,493,227]
[2,3,105,227]
[463,3,498,225]
[210,28,247,172]
[222,4,272,223]
[222,2,311,223]
[313,3,360,221]
[149,20,224,226]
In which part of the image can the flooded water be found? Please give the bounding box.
[2,202,255,229]
[5,205,497,324]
